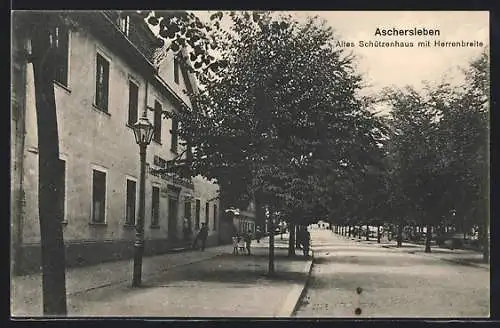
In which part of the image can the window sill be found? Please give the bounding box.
[123,224,136,228]
[150,225,160,229]
[54,81,72,94]
[89,222,108,226]
[152,140,162,145]
[92,103,111,116]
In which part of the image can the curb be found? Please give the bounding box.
[274,249,315,317]
[291,250,315,316]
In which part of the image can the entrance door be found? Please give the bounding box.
[183,200,192,240]
[168,197,178,241]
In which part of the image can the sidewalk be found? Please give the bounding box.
[11,243,226,316]
[11,236,313,317]
[334,232,489,270]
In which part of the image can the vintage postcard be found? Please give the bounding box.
[10,10,490,318]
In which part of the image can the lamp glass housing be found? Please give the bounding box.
[132,116,154,146]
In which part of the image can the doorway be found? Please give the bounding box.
[168,197,178,241]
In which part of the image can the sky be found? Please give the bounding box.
[193,11,489,98]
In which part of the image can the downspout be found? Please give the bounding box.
[143,80,149,117]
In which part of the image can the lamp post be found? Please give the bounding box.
[131,113,154,287]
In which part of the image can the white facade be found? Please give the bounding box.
[11,12,223,273]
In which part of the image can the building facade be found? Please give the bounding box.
[226,202,257,235]
[11,11,226,274]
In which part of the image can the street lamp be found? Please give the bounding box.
[131,114,154,287]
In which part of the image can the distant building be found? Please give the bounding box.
[225,202,257,236]
[11,11,228,274]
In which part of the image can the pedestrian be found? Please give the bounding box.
[244,230,252,255]
[296,226,303,250]
[191,229,199,249]
[232,232,239,255]
[237,234,245,253]
[255,227,261,243]
[194,222,209,251]
[183,218,191,242]
[302,227,311,257]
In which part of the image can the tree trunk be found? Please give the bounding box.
[424,224,432,253]
[268,216,275,275]
[377,225,381,243]
[396,224,403,247]
[365,224,369,241]
[358,226,362,239]
[32,17,68,315]
[12,36,28,276]
[254,193,266,237]
[288,221,295,256]
[348,225,352,237]
[295,225,301,249]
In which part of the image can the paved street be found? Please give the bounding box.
[12,237,312,317]
[294,229,489,318]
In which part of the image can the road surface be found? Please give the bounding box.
[294,230,489,318]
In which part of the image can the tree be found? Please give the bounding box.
[382,51,489,255]
[12,12,69,315]
[164,12,385,272]
[437,51,489,260]
[383,86,446,251]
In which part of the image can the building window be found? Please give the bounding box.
[56,158,66,223]
[53,25,70,87]
[151,186,160,227]
[119,14,130,36]
[153,100,162,143]
[170,117,178,153]
[92,169,106,223]
[174,57,180,84]
[128,80,139,126]
[195,199,201,229]
[95,53,110,111]
[205,202,209,225]
[213,204,217,231]
[125,179,136,225]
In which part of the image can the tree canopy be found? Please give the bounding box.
[380,49,489,252]
[158,12,385,227]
